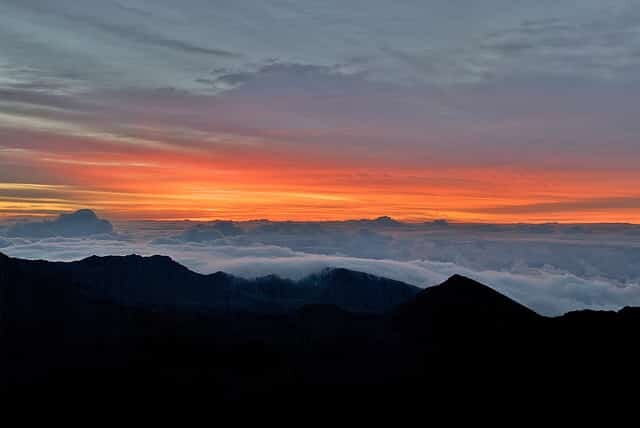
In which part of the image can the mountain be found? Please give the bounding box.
[298,268,419,312]
[2,251,640,399]
[1,253,420,314]
[345,215,402,227]
[394,274,540,327]
[392,274,543,351]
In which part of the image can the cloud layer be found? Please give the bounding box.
[2,215,640,316]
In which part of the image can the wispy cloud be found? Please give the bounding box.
[478,197,640,215]
[0,111,194,152]
[69,12,241,59]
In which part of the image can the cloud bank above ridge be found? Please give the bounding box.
[2,211,640,316]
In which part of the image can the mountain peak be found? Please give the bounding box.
[438,274,502,293]
[148,254,176,263]
[373,216,399,225]
[444,274,471,283]
[78,254,187,273]
[419,274,538,315]
[394,274,541,333]
[65,209,98,220]
[209,271,233,279]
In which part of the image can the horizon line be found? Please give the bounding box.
[2,210,639,227]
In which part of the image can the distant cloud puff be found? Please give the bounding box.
[161,221,244,243]
[4,209,113,238]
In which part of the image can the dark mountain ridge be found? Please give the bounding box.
[2,251,639,399]
[1,253,419,314]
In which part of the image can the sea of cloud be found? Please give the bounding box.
[2,212,640,316]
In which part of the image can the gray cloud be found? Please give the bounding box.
[474,196,640,215]
[205,61,365,91]
[69,13,241,59]
[158,221,244,243]
[386,11,640,85]
[2,0,639,97]
[5,209,113,238]
[149,220,640,285]
[111,1,155,18]
[2,0,639,171]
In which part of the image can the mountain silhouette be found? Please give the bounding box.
[396,274,538,320]
[2,253,420,314]
[392,274,542,351]
[394,274,539,324]
[2,251,639,399]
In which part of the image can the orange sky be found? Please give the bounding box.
[2,141,639,223]
[1,71,639,224]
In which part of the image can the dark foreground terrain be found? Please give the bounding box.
[1,252,639,401]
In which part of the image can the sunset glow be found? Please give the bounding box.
[2,140,639,222]
[1,0,639,223]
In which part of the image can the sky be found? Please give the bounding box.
[1,0,640,222]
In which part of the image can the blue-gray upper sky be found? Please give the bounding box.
[3,0,640,90]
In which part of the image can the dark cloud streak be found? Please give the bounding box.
[479,197,640,215]
[65,12,241,59]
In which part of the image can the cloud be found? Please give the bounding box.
[475,196,640,214]
[155,221,244,243]
[502,17,640,80]
[205,61,366,91]
[70,12,241,59]
[3,0,639,99]
[2,2,639,192]
[5,209,113,238]
[151,220,640,285]
[158,220,400,260]
[384,9,640,85]
[112,1,153,18]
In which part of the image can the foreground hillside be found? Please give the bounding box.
[1,252,639,399]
